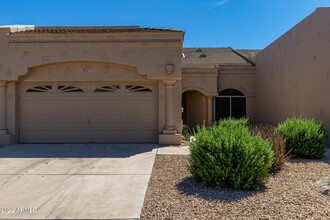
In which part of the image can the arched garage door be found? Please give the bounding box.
[19,82,158,143]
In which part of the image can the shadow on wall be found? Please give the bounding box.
[182,90,208,129]
[0,143,158,158]
[176,177,265,202]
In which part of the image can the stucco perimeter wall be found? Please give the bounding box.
[256,7,330,133]
[218,65,256,120]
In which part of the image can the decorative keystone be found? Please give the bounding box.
[165,64,174,75]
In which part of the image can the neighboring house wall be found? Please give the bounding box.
[218,65,256,120]
[256,8,330,133]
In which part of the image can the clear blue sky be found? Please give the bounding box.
[1,0,329,49]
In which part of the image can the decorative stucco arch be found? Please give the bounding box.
[182,86,217,97]
[218,84,250,97]
[29,60,138,70]
[20,60,143,80]
[182,87,216,129]
[20,60,146,82]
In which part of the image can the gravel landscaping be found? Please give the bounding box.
[140,149,330,219]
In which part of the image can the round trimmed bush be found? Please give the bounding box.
[277,117,328,159]
[189,124,274,190]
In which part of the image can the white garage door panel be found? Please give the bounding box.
[20,83,158,143]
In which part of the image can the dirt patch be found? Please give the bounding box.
[141,154,329,219]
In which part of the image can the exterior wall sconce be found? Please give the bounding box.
[165,64,174,75]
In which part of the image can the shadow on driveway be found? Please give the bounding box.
[0,143,158,158]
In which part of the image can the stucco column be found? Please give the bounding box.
[207,96,214,127]
[0,81,7,135]
[163,80,176,133]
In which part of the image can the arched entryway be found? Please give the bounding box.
[215,89,246,120]
[182,90,208,128]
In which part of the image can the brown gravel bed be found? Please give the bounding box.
[140,151,330,219]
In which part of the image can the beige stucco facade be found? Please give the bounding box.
[218,65,257,121]
[181,64,256,128]
[0,7,329,145]
[0,26,184,145]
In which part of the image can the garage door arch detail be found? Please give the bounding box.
[22,61,148,82]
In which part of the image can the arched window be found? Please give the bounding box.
[215,89,246,120]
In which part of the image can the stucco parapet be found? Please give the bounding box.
[219,65,255,70]
[8,41,183,48]
[219,70,256,75]
[182,67,218,74]
[182,72,218,77]
[8,30,185,48]
[8,31,184,39]
[219,65,256,75]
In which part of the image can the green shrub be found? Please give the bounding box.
[249,124,291,172]
[216,117,252,128]
[189,123,274,190]
[277,117,328,159]
[182,124,192,141]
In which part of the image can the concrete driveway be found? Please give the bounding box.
[0,144,158,219]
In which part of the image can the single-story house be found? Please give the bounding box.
[0,7,329,145]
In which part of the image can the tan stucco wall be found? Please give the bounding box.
[181,68,218,96]
[181,65,256,126]
[23,62,147,82]
[0,27,184,144]
[218,65,256,120]
[181,68,217,128]
[0,28,184,80]
[256,7,330,133]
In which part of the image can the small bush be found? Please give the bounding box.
[189,123,274,190]
[249,124,291,172]
[216,117,252,128]
[277,117,328,159]
[182,124,192,141]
